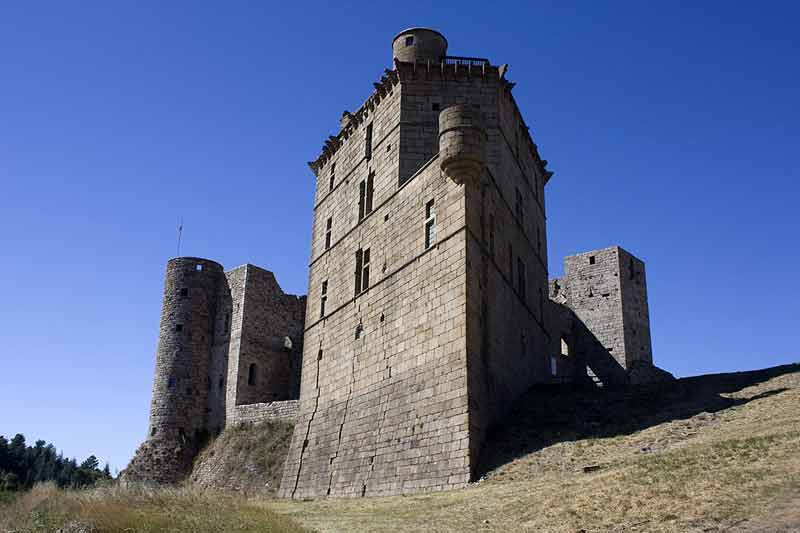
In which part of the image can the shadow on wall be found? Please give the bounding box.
[549,300,630,387]
[476,363,799,478]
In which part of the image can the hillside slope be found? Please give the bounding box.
[271,364,800,532]
[191,420,294,493]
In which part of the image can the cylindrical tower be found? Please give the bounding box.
[438,104,487,185]
[148,257,223,445]
[392,27,447,64]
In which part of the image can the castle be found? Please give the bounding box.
[124,28,672,495]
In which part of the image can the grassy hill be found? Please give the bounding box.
[2,364,798,532]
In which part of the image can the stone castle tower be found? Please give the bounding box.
[280,27,569,498]
[125,27,671,492]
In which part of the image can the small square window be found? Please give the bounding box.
[589,256,596,265]
[432,103,440,111]
[175,324,183,332]
[196,264,203,271]
[180,288,189,297]
[405,36,414,46]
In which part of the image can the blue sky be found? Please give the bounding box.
[1,1,798,472]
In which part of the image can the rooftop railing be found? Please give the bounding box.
[442,55,491,67]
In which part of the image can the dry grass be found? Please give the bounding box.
[3,366,797,532]
[0,482,307,533]
[270,365,800,532]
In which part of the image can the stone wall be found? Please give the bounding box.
[229,400,300,425]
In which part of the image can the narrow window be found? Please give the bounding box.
[365,123,373,160]
[365,172,374,215]
[489,214,495,257]
[358,180,366,221]
[248,363,257,386]
[561,337,570,357]
[508,243,514,282]
[224,313,230,334]
[355,249,363,296]
[536,227,541,255]
[538,287,543,319]
[325,217,332,250]
[517,258,526,302]
[550,356,558,376]
[168,376,176,389]
[329,162,336,192]
[355,248,370,295]
[589,255,596,265]
[405,35,414,46]
[362,248,371,292]
[320,280,328,318]
[629,258,635,280]
[424,199,436,249]
[520,331,527,357]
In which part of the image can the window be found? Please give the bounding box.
[561,337,570,357]
[550,356,558,376]
[358,173,374,221]
[424,199,436,249]
[248,363,257,386]
[405,35,414,46]
[508,243,514,281]
[180,288,189,297]
[325,217,332,250]
[196,264,203,271]
[517,258,527,302]
[355,247,371,295]
[489,214,495,257]
[589,255,596,265]
[320,280,328,318]
[432,102,440,111]
[538,287,543,319]
[329,163,336,192]
[168,376,176,389]
[536,227,541,255]
[365,123,373,160]
[175,324,183,332]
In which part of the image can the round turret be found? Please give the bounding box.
[438,105,487,185]
[392,27,448,64]
[148,257,223,446]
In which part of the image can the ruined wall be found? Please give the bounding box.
[617,248,653,368]
[231,266,305,407]
[551,246,655,386]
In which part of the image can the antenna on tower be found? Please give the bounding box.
[176,218,183,257]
